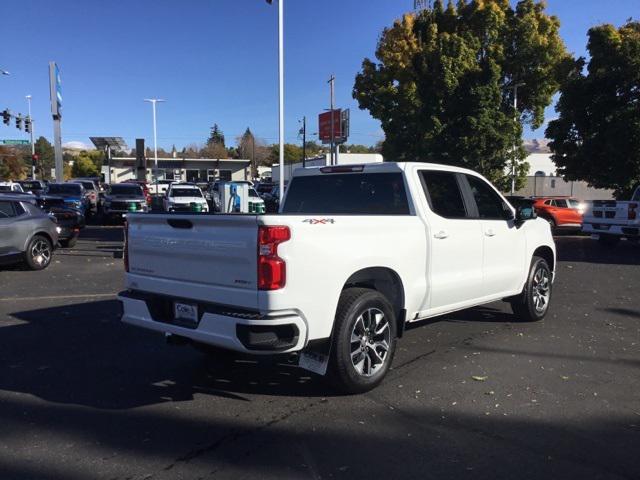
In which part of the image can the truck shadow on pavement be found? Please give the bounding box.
[2,299,535,409]
[1,300,328,410]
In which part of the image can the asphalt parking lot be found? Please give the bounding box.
[0,227,638,480]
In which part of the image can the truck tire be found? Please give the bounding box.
[510,256,552,322]
[24,235,53,271]
[328,288,397,394]
[597,234,620,247]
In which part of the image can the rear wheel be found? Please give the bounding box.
[328,288,397,394]
[25,235,53,270]
[510,256,552,322]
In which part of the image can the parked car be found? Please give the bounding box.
[119,162,555,393]
[532,197,583,231]
[256,181,276,197]
[70,179,99,214]
[163,183,209,212]
[263,186,281,213]
[148,179,174,196]
[0,182,25,193]
[582,185,640,246]
[123,179,152,206]
[46,183,90,217]
[0,193,59,270]
[17,180,47,195]
[103,183,149,221]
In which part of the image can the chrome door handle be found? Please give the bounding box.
[434,230,449,239]
[485,229,496,237]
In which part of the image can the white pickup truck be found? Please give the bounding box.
[119,162,556,393]
[582,186,640,246]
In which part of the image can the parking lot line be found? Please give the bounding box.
[0,293,118,302]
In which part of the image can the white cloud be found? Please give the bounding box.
[62,141,91,150]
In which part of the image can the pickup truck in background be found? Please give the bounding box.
[582,186,640,246]
[119,162,556,393]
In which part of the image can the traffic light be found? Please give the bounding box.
[32,154,39,167]
[25,116,31,133]
[15,114,23,130]
[2,109,9,126]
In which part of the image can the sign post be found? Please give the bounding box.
[49,62,63,182]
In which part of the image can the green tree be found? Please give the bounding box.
[34,136,55,179]
[353,0,570,189]
[343,144,376,153]
[268,144,303,166]
[546,21,640,197]
[0,148,27,180]
[71,155,100,178]
[207,123,225,147]
[202,124,227,158]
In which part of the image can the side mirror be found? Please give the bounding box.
[515,205,537,225]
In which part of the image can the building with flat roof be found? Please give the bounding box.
[103,157,251,184]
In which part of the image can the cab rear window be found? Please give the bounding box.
[282,172,410,215]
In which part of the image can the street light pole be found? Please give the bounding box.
[144,98,165,172]
[328,75,335,166]
[144,98,165,192]
[277,0,285,204]
[26,95,35,179]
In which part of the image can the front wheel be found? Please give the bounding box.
[24,235,53,270]
[328,288,397,394]
[510,256,552,322]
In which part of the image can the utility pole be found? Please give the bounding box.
[251,133,255,181]
[328,75,335,166]
[26,95,35,179]
[510,82,525,195]
[302,116,306,168]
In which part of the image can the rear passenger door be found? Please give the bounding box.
[0,201,20,254]
[418,170,484,312]
[463,174,526,297]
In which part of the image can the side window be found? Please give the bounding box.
[544,199,552,206]
[466,175,512,220]
[0,201,17,218]
[554,199,568,208]
[420,171,468,219]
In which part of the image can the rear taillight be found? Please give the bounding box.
[258,226,290,290]
[629,203,638,220]
[123,221,130,272]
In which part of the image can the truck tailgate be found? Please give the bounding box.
[126,214,259,305]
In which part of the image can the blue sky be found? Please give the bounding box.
[0,0,637,151]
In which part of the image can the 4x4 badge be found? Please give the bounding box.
[303,218,335,224]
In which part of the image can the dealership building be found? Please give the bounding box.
[102,157,252,184]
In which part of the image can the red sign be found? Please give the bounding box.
[318,109,342,143]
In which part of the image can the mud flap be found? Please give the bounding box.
[298,339,332,376]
